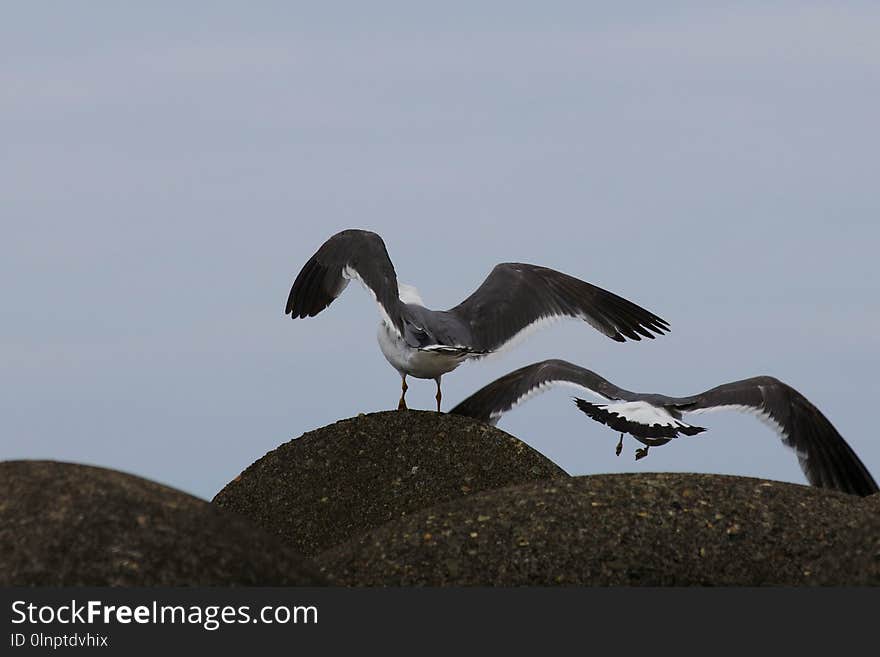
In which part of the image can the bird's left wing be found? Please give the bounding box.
[450,359,639,424]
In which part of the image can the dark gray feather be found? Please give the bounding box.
[447,263,669,352]
[675,376,878,496]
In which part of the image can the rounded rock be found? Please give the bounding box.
[213,410,568,556]
[318,472,879,586]
[0,460,325,586]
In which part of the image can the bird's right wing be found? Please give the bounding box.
[285,229,405,336]
[678,376,879,496]
[447,263,670,353]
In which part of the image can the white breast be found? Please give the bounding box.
[376,324,465,380]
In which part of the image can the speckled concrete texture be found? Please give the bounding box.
[0,460,325,586]
[213,410,568,556]
[318,473,879,586]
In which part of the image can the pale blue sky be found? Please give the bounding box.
[3,2,878,499]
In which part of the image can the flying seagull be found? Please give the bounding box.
[450,359,878,497]
[285,229,670,411]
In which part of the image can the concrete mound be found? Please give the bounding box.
[318,472,879,586]
[0,460,325,586]
[213,410,568,557]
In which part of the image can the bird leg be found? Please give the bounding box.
[635,446,649,461]
[434,376,442,413]
[615,433,624,456]
[398,376,408,410]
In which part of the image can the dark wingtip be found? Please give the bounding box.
[284,289,298,317]
[285,294,306,319]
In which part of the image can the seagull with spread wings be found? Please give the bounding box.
[450,359,878,496]
[285,230,670,411]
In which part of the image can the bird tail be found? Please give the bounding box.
[575,398,707,439]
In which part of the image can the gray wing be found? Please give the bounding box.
[576,375,878,496]
[449,359,642,424]
[447,263,670,353]
[677,376,878,496]
[285,229,405,336]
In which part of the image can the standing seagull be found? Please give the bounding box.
[450,359,878,496]
[285,230,670,411]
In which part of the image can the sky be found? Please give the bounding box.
[3,2,878,500]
